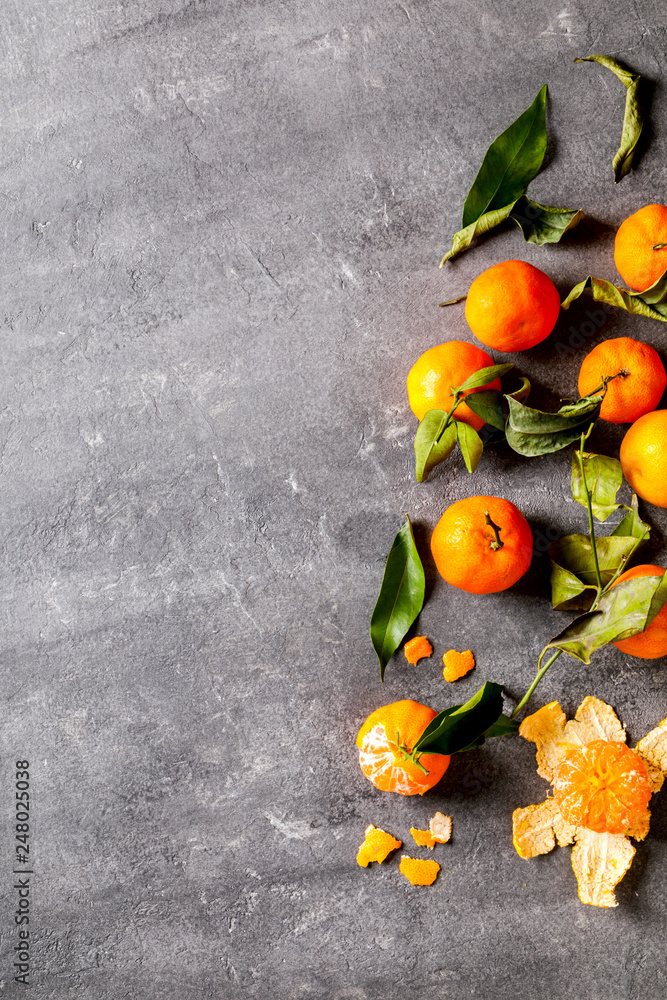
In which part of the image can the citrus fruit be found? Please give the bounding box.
[619,409,667,508]
[464,259,561,352]
[614,204,667,292]
[407,340,501,431]
[356,699,450,796]
[553,740,652,834]
[430,495,533,594]
[611,564,667,659]
[577,337,666,423]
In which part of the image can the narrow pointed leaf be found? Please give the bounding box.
[414,412,457,483]
[456,420,484,473]
[505,394,602,457]
[509,196,584,245]
[370,517,425,681]
[440,202,516,265]
[562,274,667,322]
[412,682,505,757]
[544,572,667,664]
[462,85,547,227]
[548,533,645,611]
[464,390,506,430]
[456,362,514,392]
[575,55,643,182]
[571,450,623,522]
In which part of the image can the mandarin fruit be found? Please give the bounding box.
[614,204,667,292]
[577,337,666,423]
[356,699,450,796]
[431,495,533,594]
[612,564,667,659]
[465,259,561,353]
[407,340,501,431]
[619,410,667,507]
[554,740,652,835]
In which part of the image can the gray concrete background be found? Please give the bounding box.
[2,0,667,996]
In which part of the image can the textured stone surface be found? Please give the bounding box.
[2,0,667,996]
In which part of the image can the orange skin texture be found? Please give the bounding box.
[442,649,475,682]
[620,410,667,508]
[577,337,666,424]
[464,259,561,353]
[431,495,533,594]
[554,740,652,835]
[404,636,433,666]
[399,857,440,885]
[614,204,667,292]
[356,700,450,796]
[407,340,501,431]
[612,564,667,658]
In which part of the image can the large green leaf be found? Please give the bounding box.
[575,55,643,182]
[464,390,506,430]
[509,196,585,245]
[461,86,547,227]
[412,682,507,757]
[456,420,484,473]
[414,412,457,483]
[571,450,623,522]
[544,572,667,664]
[505,394,602,457]
[370,517,425,681]
[562,274,667,322]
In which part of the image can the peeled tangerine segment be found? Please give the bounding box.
[399,856,440,886]
[570,828,636,908]
[404,636,433,666]
[356,825,402,868]
[442,649,475,682]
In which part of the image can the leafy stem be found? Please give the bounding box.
[577,430,602,592]
[510,649,562,719]
[395,731,428,774]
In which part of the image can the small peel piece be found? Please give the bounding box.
[443,649,475,682]
[570,827,635,908]
[562,695,626,747]
[519,701,567,782]
[410,827,436,849]
[636,717,667,792]
[626,809,651,842]
[399,856,440,886]
[513,798,576,859]
[356,825,402,868]
[429,812,452,844]
[404,636,433,666]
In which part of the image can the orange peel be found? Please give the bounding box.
[513,696,667,907]
[399,856,440,886]
[429,811,452,844]
[442,649,475,682]
[410,827,436,849]
[404,636,433,666]
[356,825,402,867]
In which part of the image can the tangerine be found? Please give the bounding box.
[612,564,667,659]
[407,340,501,431]
[614,204,667,292]
[619,409,667,508]
[431,495,533,594]
[553,740,652,834]
[464,259,561,353]
[356,699,450,796]
[577,337,666,424]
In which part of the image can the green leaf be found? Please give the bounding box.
[461,86,547,227]
[412,682,506,757]
[575,55,643,182]
[548,533,645,611]
[414,412,457,483]
[464,390,506,430]
[440,202,516,265]
[544,571,667,664]
[456,421,484,473]
[612,495,650,539]
[370,516,425,681]
[456,362,514,392]
[571,450,623,522]
[509,196,585,245]
[504,394,602,457]
[561,274,667,322]
[508,376,532,404]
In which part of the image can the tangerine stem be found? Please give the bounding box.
[484,510,504,550]
[394,731,429,774]
[586,368,630,397]
[653,243,667,250]
[434,390,462,443]
[577,430,602,592]
[510,648,562,719]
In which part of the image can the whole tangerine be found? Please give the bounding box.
[619,410,667,508]
[611,564,667,659]
[356,699,450,796]
[614,204,667,292]
[431,495,533,594]
[465,260,561,353]
[407,340,501,431]
[577,337,666,424]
